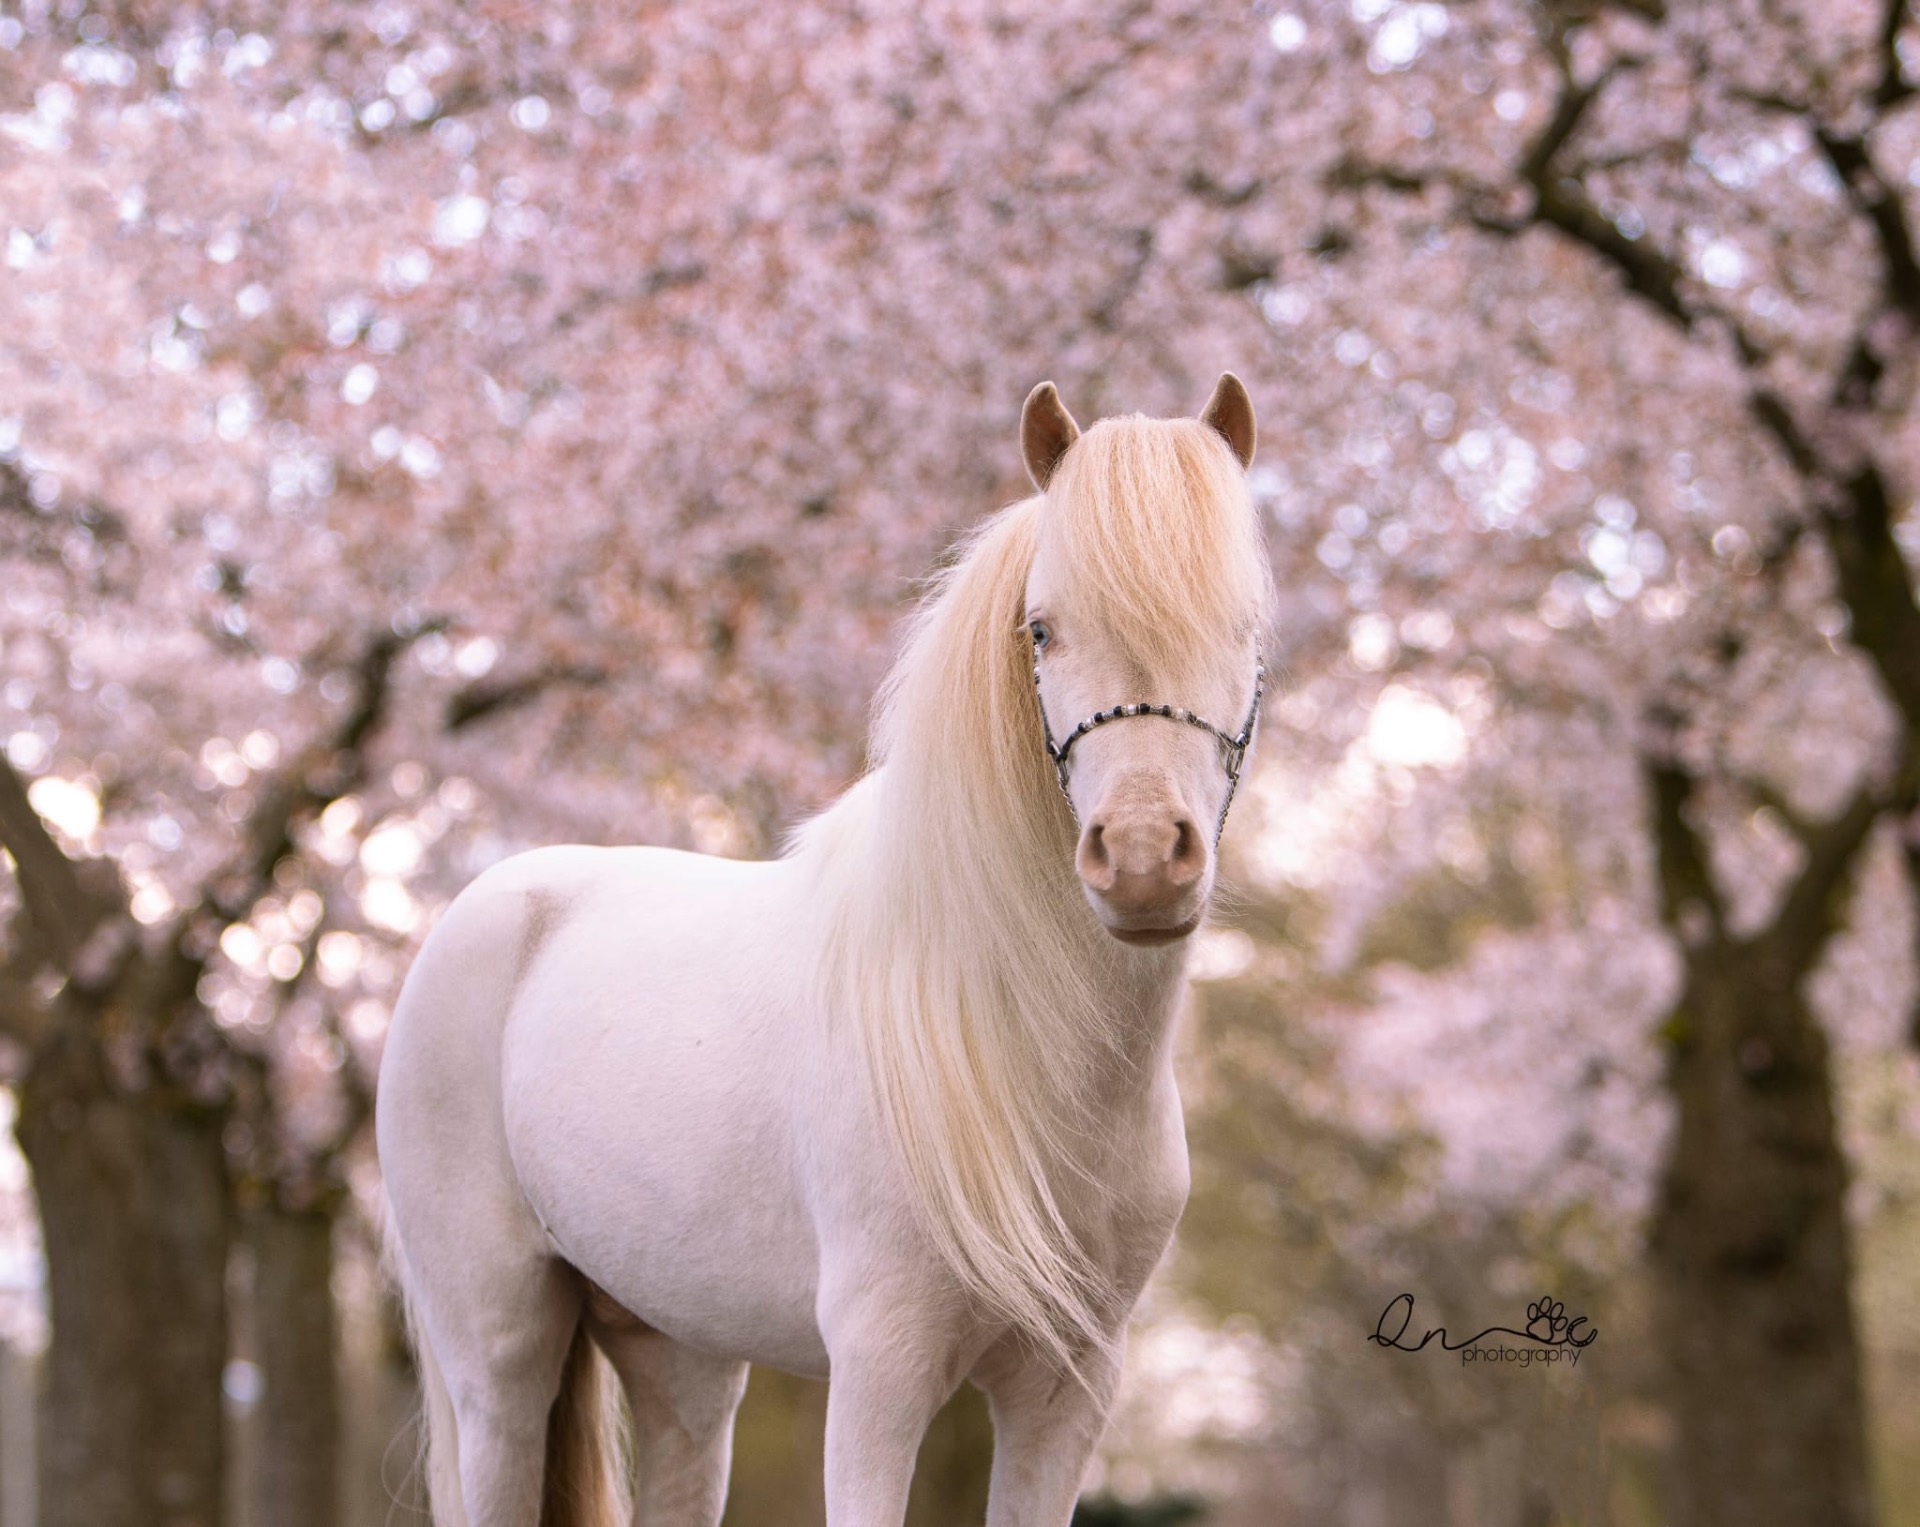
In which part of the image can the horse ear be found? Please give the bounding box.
[1021,381,1081,492]
[1200,372,1256,469]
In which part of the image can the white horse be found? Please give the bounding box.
[376,374,1272,1527]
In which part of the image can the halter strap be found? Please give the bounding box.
[1031,633,1263,846]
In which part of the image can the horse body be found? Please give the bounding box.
[481,842,829,1371]
[378,376,1269,1526]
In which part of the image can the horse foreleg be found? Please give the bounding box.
[819,1313,955,1527]
[977,1334,1125,1527]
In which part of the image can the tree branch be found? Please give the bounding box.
[1506,54,1734,342]
[1647,759,1726,942]
[1906,828,1920,1045]
[206,629,420,925]
[1760,784,1890,971]
[1529,180,1698,330]
[0,755,121,972]
[1871,0,1915,110]
[1746,389,1821,477]
[446,663,608,732]
[1344,56,1769,356]
[1824,465,1920,733]
[549,263,709,333]
[1518,62,1613,188]
[1815,127,1920,323]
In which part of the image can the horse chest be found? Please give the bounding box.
[1041,1068,1193,1306]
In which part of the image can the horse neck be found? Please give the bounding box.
[872,757,1191,1114]
[1066,934,1190,1120]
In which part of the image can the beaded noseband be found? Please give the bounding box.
[1031,630,1264,844]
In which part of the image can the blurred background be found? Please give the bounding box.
[1,0,1918,1524]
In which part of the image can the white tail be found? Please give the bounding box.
[407,1294,466,1526]
[386,1205,628,1527]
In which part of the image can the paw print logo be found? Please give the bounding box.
[1526,1297,1569,1343]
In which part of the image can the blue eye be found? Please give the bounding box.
[1029,620,1053,650]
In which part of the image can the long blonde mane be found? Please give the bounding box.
[798,415,1267,1371]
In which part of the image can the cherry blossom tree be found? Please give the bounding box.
[1237,0,1920,1519]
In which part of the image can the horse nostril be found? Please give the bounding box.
[1169,819,1205,886]
[1076,822,1115,890]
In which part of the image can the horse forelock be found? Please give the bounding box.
[1041,415,1272,677]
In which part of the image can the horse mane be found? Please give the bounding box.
[796,414,1265,1373]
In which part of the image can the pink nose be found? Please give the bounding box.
[1076,808,1207,923]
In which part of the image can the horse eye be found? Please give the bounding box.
[1029,620,1053,651]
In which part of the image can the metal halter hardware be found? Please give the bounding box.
[1031,631,1264,845]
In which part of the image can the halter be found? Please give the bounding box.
[1031,631,1264,845]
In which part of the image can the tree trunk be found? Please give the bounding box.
[15,1030,229,1527]
[1649,946,1873,1527]
[246,1204,339,1527]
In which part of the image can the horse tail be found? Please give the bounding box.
[383,1211,467,1527]
[414,1316,468,1526]
[538,1319,627,1527]
[385,1208,627,1527]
